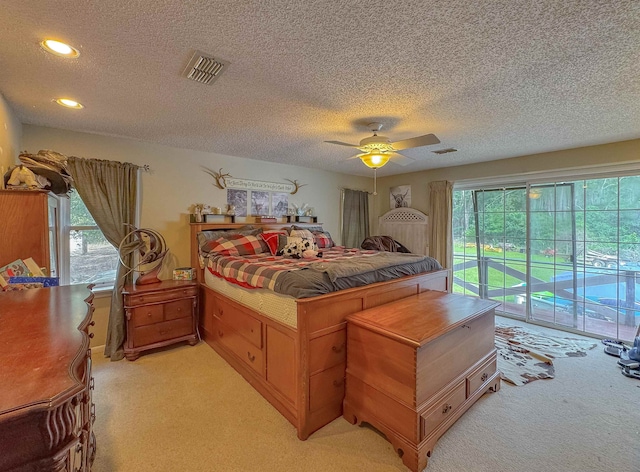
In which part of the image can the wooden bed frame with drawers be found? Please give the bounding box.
[190,222,451,440]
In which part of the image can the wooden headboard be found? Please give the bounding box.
[378,208,429,255]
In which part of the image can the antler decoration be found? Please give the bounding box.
[285,179,307,195]
[202,167,231,189]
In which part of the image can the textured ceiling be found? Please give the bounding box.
[1,0,639,177]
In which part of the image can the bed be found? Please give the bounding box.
[189,213,450,440]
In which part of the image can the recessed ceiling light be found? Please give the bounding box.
[55,98,84,109]
[41,39,80,58]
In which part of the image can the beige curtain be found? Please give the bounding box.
[428,180,453,269]
[67,156,139,361]
[341,188,370,248]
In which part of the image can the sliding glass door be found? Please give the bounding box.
[453,176,640,341]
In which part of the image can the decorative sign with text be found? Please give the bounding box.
[225,178,295,193]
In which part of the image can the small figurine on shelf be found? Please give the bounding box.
[226,204,235,216]
[193,204,204,222]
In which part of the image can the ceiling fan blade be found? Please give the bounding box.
[325,140,359,148]
[389,153,414,166]
[391,133,440,151]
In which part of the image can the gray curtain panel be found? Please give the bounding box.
[67,156,139,361]
[428,180,453,269]
[341,188,370,249]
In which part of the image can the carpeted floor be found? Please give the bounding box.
[91,317,640,472]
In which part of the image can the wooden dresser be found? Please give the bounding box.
[123,280,199,360]
[0,285,96,472]
[343,291,500,472]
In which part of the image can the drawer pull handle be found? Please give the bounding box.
[442,403,452,414]
[218,330,224,337]
[88,333,94,339]
[90,378,95,390]
[76,444,82,453]
[219,309,224,316]
[481,373,489,382]
[147,312,152,317]
[462,324,470,329]
[177,307,182,312]
[89,321,96,326]
[247,352,256,362]
[332,343,345,353]
[333,379,344,388]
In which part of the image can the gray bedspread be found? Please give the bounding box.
[273,252,442,299]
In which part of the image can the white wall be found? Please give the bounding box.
[0,93,22,181]
[21,124,373,348]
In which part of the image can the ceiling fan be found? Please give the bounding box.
[325,122,440,169]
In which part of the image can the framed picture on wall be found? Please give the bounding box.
[390,185,411,208]
[227,189,248,216]
[251,191,270,215]
[271,192,289,216]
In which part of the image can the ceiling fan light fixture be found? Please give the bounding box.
[359,152,390,169]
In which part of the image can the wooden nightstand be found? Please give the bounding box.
[123,280,199,361]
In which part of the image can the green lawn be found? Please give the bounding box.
[453,243,562,301]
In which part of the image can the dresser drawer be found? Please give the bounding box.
[126,286,197,306]
[131,304,164,327]
[164,298,192,321]
[420,380,466,440]
[309,363,345,412]
[215,321,264,375]
[215,298,262,349]
[309,329,346,375]
[133,317,194,347]
[466,356,497,397]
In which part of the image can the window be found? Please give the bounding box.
[59,191,119,289]
[453,172,640,342]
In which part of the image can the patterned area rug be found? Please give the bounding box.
[495,324,597,386]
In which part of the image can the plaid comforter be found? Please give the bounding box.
[207,246,380,291]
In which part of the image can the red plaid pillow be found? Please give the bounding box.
[259,230,287,256]
[203,234,269,256]
[313,231,334,248]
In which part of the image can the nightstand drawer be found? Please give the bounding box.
[131,304,164,327]
[420,380,466,440]
[164,298,192,321]
[133,317,193,347]
[126,286,197,306]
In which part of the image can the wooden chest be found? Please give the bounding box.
[123,280,199,360]
[343,291,500,472]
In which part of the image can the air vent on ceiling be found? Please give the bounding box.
[432,148,457,155]
[182,50,229,85]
